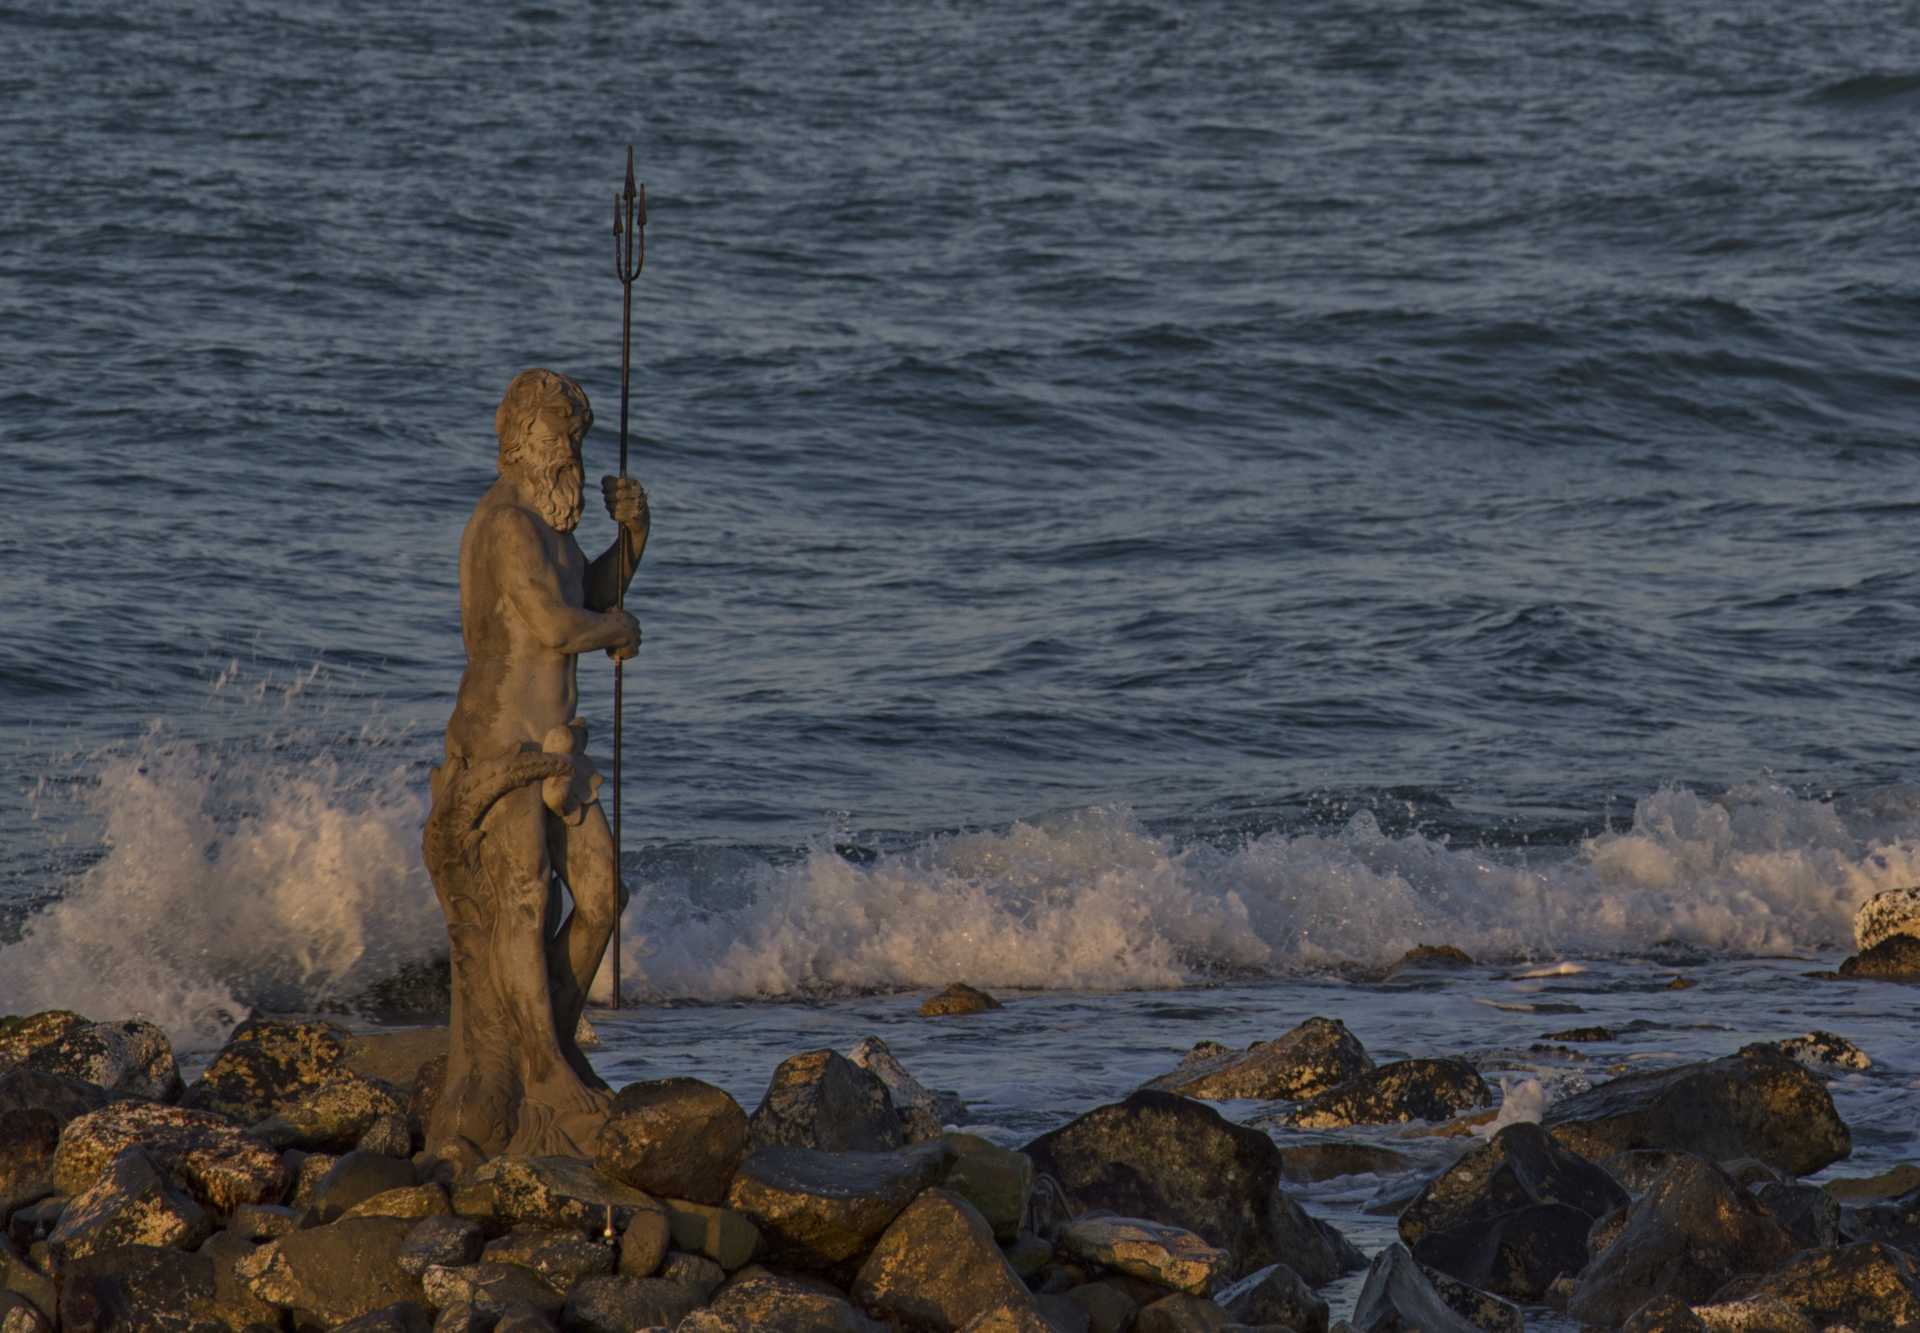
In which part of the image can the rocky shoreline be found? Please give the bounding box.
[2,898,1918,1333]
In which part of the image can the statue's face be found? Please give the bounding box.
[522,414,586,532]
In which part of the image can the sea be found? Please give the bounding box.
[3,0,1918,1322]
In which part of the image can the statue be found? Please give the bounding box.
[423,368,649,1164]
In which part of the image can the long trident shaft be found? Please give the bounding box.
[610,146,646,1010]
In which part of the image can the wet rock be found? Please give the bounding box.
[724,1141,951,1269]
[344,1181,453,1221]
[1134,1291,1228,1331]
[1350,1243,1522,1333]
[451,1155,657,1232]
[849,1036,967,1126]
[400,1214,487,1277]
[854,1187,1039,1330]
[748,1050,910,1153]
[420,1261,563,1316]
[921,983,1002,1017]
[1565,1156,1796,1328]
[1219,1263,1329,1333]
[47,1147,211,1262]
[941,1133,1032,1241]
[1396,944,1475,969]
[0,1011,181,1102]
[1754,1181,1841,1250]
[309,1149,420,1224]
[594,1077,749,1205]
[56,1245,222,1333]
[1278,1058,1491,1130]
[1024,1090,1363,1285]
[662,1198,760,1270]
[1272,1133,1413,1183]
[1770,1030,1870,1073]
[1542,1045,1851,1176]
[1855,885,1920,952]
[240,1214,424,1323]
[1840,1182,1920,1252]
[618,1206,669,1276]
[0,1110,57,1221]
[1544,1026,1616,1042]
[1838,933,1920,980]
[1710,1241,1920,1328]
[180,1017,352,1123]
[1143,1017,1374,1103]
[482,1226,614,1291]
[1398,1121,1628,1300]
[704,1265,888,1331]
[557,1272,700,1331]
[334,1301,436,1333]
[1058,1216,1231,1296]
[361,1110,416,1158]
[54,1100,288,1214]
[1823,1162,1920,1203]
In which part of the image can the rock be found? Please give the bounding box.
[1065,1280,1139,1333]
[432,1303,491,1333]
[594,1077,749,1205]
[240,1214,425,1323]
[287,1148,337,1206]
[1396,944,1475,969]
[920,983,1002,1017]
[344,1182,453,1221]
[0,1236,54,1328]
[1619,1295,1707,1332]
[180,1017,353,1123]
[251,1068,409,1153]
[0,1068,116,1128]
[1350,1243,1521,1333]
[1005,1231,1052,1278]
[333,1301,436,1333]
[342,1027,450,1091]
[964,1302,1070,1333]
[1024,1090,1363,1285]
[361,1110,417,1158]
[1272,1133,1413,1184]
[1142,1018,1374,1103]
[6,1197,62,1250]
[724,1141,951,1269]
[557,1272,701,1331]
[1840,1182,1920,1253]
[420,1261,563,1316]
[46,1147,211,1262]
[1134,1292,1228,1332]
[0,1110,57,1222]
[618,1206,670,1277]
[1057,1216,1231,1296]
[230,1202,301,1239]
[482,1226,614,1291]
[56,1245,223,1333]
[0,1293,48,1333]
[53,1100,288,1214]
[1855,885,1920,952]
[1545,1027,1617,1042]
[1838,933,1920,980]
[1279,1059,1491,1130]
[662,1198,761,1271]
[1754,1181,1841,1250]
[1824,1162,1920,1203]
[1771,1031,1870,1072]
[658,1249,725,1300]
[452,1155,658,1232]
[1710,1241,1920,1329]
[748,1050,909,1153]
[1397,1122,1628,1300]
[1219,1263,1329,1333]
[705,1265,888,1331]
[849,1036,967,1125]
[942,1133,1033,1242]
[0,1011,181,1102]
[399,1214,487,1277]
[492,1307,556,1333]
[1565,1156,1796,1327]
[1542,1044,1851,1176]
[854,1188,1039,1330]
[198,1228,297,1330]
[308,1150,420,1223]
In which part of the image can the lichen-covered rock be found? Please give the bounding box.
[1709,1241,1920,1329]
[1024,1090,1363,1285]
[920,983,1002,1017]
[1350,1243,1521,1333]
[704,1265,888,1332]
[0,1011,181,1102]
[360,1110,416,1158]
[451,1155,657,1232]
[1543,1045,1851,1176]
[1565,1156,1796,1328]
[748,1050,909,1153]
[197,1228,287,1329]
[594,1077,750,1205]
[1143,1018,1374,1103]
[343,1182,452,1221]
[309,1149,420,1224]
[1838,933,1920,980]
[849,1036,967,1127]
[481,1226,614,1291]
[398,1214,486,1277]
[1855,885,1920,952]
[724,1141,951,1269]
[1057,1216,1231,1296]
[229,1202,301,1239]
[853,1188,1039,1330]
[251,1068,408,1152]
[56,1245,224,1333]
[239,1214,425,1323]
[179,1017,352,1123]
[1220,1263,1329,1333]
[419,1261,564,1316]
[941,1133,1032,1242]
[54,1100,287,1214]
[1280,1059,1491,1130]
[558,1272,702,1331]
[1771,1031,1870,1073]
[46,1147,211,1262]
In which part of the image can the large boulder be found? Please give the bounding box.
[238,1214,425,1323]
[748,1050,919,1152]
[46,1147,211,1262]
[1142,1018,1373,1103]
[1279,1059,1490,1130]
[0,1011,180,1102]
[54,1100,287,1214]
[179,1017,353,1123]
[724,1142,951,1270]
[1541,1045,1851,1176]
[1397,1122,1628,1300]
[1349,1243,1521,1333]
[1708,1241,1920,1329]
[250,1068,407,1152]
[1855,885,1920,952]
[594,1078,750,1205]
[852,1188,1040,1330]
[1023,1091,1363,1285]
[1839,933,1920,980]
[1565,1156,1796,1328]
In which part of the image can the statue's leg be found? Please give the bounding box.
[548,801,620,1062]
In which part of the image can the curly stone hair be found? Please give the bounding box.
[494,368,594,471]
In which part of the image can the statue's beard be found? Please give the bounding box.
[533,462,583,532]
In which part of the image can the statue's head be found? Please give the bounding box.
[495,369,594,532]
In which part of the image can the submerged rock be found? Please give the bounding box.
[54,1100,287,1214]
[920,983,1002,1017]
[1024,1090,1363,1285]
[1838,933,1920,980]
[748,1050,915,1153]
[1541,1044,1851,1176]
[1350,1243,1522,1333]
[1854,885,1920,952]
[595,1077,750,1205]
[1142,1017,1373,1103]
[0,1011,181,1102]
[1279,1059,1491,1130]
[724,1141,950,1270]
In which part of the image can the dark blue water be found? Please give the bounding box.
[5,0,1920,1028]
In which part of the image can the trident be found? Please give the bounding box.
[608,146,646,1010]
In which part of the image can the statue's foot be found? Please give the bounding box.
[506,1084,613,1159]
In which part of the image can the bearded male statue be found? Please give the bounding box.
[422,367,648,1164]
